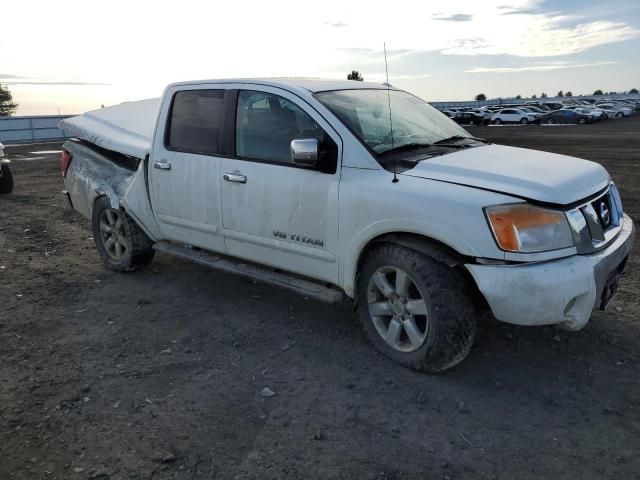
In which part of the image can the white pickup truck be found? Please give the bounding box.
[60,79,634,372]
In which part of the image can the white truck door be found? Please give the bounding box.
[149,87,227,253]
[220,87,342,284]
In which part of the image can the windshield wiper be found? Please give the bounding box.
[434,135,490,145]
[380,142,462,156]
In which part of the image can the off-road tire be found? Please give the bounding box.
[91,196,154,272]
[357,244,476,372]
[0,163,14,194]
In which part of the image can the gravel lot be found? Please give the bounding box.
[1,116,639,480]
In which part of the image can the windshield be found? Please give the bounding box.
[315,89,471,155]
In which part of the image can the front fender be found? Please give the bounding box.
[340,219,483,297]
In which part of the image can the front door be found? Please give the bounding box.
[149,87,226,253]
[220,87,342,284]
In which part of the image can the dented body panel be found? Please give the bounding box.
[63,141,137,217]
[62,78,635,331]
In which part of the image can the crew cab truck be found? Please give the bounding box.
[60,79,635,372]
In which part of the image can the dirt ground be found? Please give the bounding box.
[1,116,639,480]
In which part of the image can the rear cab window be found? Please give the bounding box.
[166,90,224,155]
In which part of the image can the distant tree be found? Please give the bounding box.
[593,89,603,95]
[515,94,522,99]
[557,90,564,97]
[347,70,364,81]
[531,94,537,99]
[630,88,638,94]
[541,92,548,98]
[475,93,487,101]
[0,84,18,117]
[565,91,572,97]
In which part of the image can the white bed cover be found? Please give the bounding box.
[60,98,160,159]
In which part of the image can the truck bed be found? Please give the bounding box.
[59,98,160,159]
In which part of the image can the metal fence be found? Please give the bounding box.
[0,115,73,143]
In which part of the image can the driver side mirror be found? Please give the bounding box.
[290,138,318,168]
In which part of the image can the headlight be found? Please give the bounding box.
[485,204,574,253]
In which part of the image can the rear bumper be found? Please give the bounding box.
[467,214,635,330]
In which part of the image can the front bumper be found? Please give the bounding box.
[467,214,635,330]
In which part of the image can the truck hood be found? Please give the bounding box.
[402,144,610,205]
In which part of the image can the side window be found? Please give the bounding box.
[167,89,224,155]
[235,90,337,172]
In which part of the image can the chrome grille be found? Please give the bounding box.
[567,183,624,254]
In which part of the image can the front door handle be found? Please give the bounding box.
[223,172,247,184]
[153,160,171,170]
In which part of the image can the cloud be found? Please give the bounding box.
[4,81,110,85]
[443,19,640,56]
[325,21,347,27]
[0,74,109,86]
[466,61,619,73]
[498,2,544,16]
[366,73,432,82]
[432,13,473,21]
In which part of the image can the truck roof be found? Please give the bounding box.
[168,77,394,94]
[60,78,396,159]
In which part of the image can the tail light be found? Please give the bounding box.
[61,149,72,177]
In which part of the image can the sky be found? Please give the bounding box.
[2,0,639,115]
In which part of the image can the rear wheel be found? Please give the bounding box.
[357,244,476,372]
[546,118,555,124]
[0,163,13,194]
[91,196,154,272]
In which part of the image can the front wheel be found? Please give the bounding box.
[578,117,586,124]
[91,196,154,272]
[520,117,528,125]
[546,118,555,124]
[0,163,13,194]
[493,118,502,125]
[616,112,623,119]
[357,244,476,372]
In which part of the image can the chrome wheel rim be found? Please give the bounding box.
[99,208,127,260]
[367,266,429,353]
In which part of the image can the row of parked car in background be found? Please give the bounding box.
[439,97,639,126]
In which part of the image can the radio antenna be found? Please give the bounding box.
[384,43,398,183]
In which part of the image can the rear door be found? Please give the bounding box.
[502,109,517,122]
[219,86,342,284]
[149,86,228,253]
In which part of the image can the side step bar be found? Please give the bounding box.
[153,241,344,304]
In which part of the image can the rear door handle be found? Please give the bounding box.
[153,160,171,170]
[223,172,247,184]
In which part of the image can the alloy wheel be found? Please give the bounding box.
[367,266,429,353]
[99,208,128,261]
